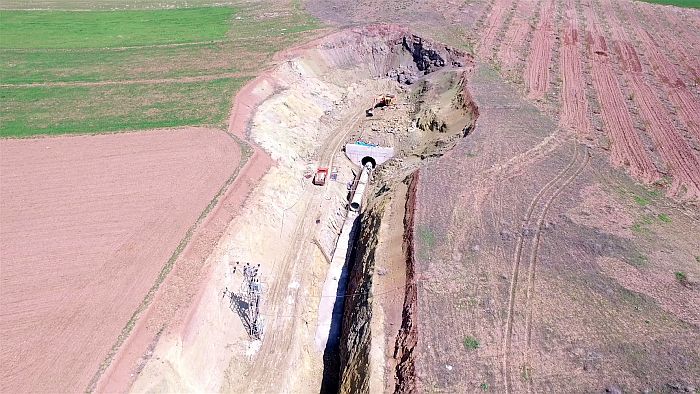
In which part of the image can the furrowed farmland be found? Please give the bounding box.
[1,0,699,393]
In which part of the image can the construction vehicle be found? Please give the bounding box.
[365,94,396,117]
[313,167,329,186]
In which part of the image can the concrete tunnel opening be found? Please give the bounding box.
[360,156,376,169]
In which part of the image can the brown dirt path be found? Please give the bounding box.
[502,143,583,392]
[228,101,370,393]
[93,73,274,393]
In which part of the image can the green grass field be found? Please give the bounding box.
[0,8,236,48]
[0,77,250,137]
[0,1,322,137]
[0,0,237,9]
[636,0,700,8]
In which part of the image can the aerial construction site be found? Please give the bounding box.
[1,0,699,393]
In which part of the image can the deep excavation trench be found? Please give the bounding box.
[124,26,481,394]
[326,31,480,393]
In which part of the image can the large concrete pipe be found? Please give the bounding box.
[349,166,370,212]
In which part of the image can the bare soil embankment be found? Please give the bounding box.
[333,32,481,393]
[95,76,274,393]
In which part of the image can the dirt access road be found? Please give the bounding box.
[225,102,369,392]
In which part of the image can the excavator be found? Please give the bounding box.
[365,94,395,117]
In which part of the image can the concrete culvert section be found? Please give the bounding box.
[126,25,479,394]
[361,156,376,169]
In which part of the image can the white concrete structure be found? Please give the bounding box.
[349,166,370,212]
[344,143,394,168]
[315,212,359,351]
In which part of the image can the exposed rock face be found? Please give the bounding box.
[393,172,420,393]
[338,202,384,394]
[403,36,448,72]
[415,108,448,133]
[328,26,478,394]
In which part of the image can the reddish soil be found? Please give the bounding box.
[582,2,658,183]
[0,128,241,393]
[497,0,537,74]
[475,0,700,198]
[478,0,513,58]
[599,0,700,198]
[637,2,700,85]
[524,0,556,99]
[559,0,590,134]
[624,7,700,144]
[627,76,700,198]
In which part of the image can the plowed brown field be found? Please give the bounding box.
[478,0,700,199]
[524,0,556,99]
[559,0,590,134]
[0,128,241,393]
[497,0,536,74]
[402,0,700,390]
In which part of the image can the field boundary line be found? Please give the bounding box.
[0,72,253,88]
[0,30,319,53]
[84,132,254,393]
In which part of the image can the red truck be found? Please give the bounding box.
[313,167,329,186]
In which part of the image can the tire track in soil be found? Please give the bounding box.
[522,148,589,393]
[502,142,580,394]
[524,0,556,100]
[581,2,658,184]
